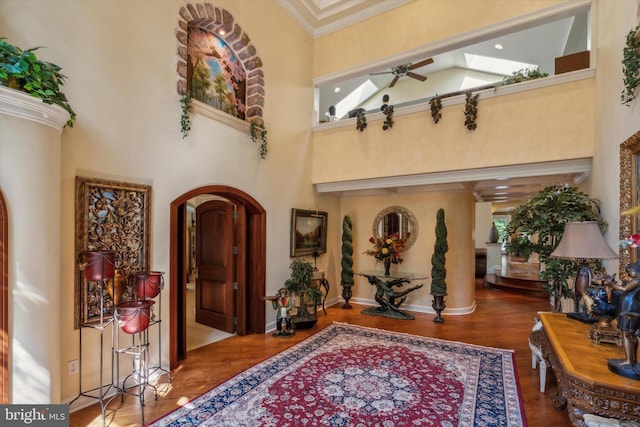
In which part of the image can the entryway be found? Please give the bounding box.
[169,185,266,369]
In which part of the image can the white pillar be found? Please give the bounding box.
[0,87,69,403]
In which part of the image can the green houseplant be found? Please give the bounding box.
[180,92,192,138]
[249,120,268,159]
[0,38,76,127]
[284,259,324,328]
[505,184,606,311]
[340,215,354,308]
[497,67,549,86]
[430,208,448,323]
[621,26,640,106]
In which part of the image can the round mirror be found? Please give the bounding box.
[372,206,418,251]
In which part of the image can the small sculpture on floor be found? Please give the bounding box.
[271,287,295,337]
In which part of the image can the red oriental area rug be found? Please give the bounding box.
[147,322,526,426]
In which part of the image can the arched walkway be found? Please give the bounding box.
[169,185,266,368]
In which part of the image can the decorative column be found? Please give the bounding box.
[0,86,70,403]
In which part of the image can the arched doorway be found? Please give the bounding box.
[0,190,7,403]
[169,185,266,368]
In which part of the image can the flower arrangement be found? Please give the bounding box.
[363,233,406,264]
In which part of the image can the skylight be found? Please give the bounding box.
[464,53,538,76]
[333,79,379,119]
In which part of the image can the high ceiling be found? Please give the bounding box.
[277,0,592,205]
[277,0,414,38]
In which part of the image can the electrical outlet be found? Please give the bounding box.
[68,359,79,376]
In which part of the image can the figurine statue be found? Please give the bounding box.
[607,263,640,379]
[271,287,294,337]
[361,274,423,320]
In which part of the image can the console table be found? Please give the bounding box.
[531,313,640,425]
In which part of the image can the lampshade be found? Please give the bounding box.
[550,221,618,260]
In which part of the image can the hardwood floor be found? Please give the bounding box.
[70,279,573,426]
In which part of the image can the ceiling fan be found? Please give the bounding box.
[370,58,434,88]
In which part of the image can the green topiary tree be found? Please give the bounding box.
[430,208,448,295]
[340,215,354,308]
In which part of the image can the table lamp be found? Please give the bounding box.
[550,221,618,322]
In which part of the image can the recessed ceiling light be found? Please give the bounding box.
[218,29,226,36]
[334,87,341,93]
[494,44,504,50]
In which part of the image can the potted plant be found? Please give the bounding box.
[284,259,324,329]
[0,38,76,127]
[430,208,448,323]
[340,215,354,308]
[505,184,606,311]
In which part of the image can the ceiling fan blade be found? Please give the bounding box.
[370,70,393,76]
[408,58,433,70]
[389,75,400,88]
[407,72,427,82]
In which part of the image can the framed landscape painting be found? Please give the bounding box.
[290,209,327,257]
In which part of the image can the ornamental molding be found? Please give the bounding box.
[0,86,69,132]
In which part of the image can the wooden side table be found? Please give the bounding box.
[532,313,640,425]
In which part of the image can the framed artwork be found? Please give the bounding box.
[619,130,640,280]
[75,176,151,327]
[187,27,247,120]
[290,209,328,257]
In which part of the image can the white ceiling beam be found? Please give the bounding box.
[314,158,591,195]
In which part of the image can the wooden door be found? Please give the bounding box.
[195,200,235,333]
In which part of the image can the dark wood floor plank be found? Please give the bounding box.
[70,280,573,426]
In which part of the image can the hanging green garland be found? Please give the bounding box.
[429,95,442,123]
[621,26,640,106]
[250,120,268,159]
[180,93,192,138]
[382,105,394,130]
[356,110,367,132]
[464,91,479,131]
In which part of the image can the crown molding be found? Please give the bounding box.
[0,86,69,132]
[277,0,413,38]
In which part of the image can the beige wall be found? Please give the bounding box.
[1,0,638,409]
[341,191,476,314]
[591,0,640,278]
[312,78,595,184]
[313,0,565,78]
[0,0,318,405]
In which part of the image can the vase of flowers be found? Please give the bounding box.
[364,233,406,276]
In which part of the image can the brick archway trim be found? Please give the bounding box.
[176,3,265,125]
